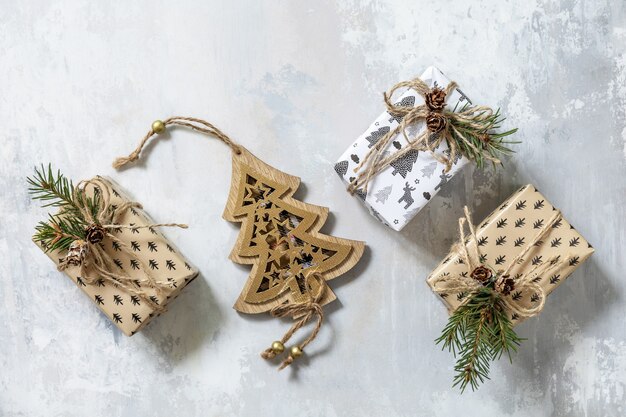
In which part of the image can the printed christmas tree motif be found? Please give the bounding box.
[167,277,177,288]
[130,295,141,306]
[569,237,580,247]
[76,277,86,287]
[397,182,416,209]
[131,241,140,251]
[184,262,192,270]
[569,256,580,266]
[148,242,158,252]
[113,294,123,305]
[477,236,488,247]
[130,224,139,234]
[149,259,158,270]
[130,259,140,270]
[479,254,487,264]
[511,291,522,301]
[534,199,545,210]
[365,126,391,148]
[533,219,545,229]
[434,170,452,191]
[530,293,540,303]
[112,313,123,323]
[95,278,105,287]
[113,259,123,269]
[350,154,360,164]
[532,255,543,265]
[552,218,563,229]
[131,313,142,324]
[334,161,348,178]
[390,149,419,178]
[550,238,562,247]
[388,95,416,123]
[514,237,525,247]
[223,147,364,313]
[495,236,506,246]
[374,185,393,204]
[420,161,438,178]
[494,255,506,265]
[496,218,507,228]
[112,241,121,251]
[166,244,175,253]
[515,200,527,210]
[130,206,139,216]
[149,296,159,305]
[166,260,176,270]
[94,294,104,305]
[148,226,158,235]
[531,275,542,283]
[549,274,561,284]
[515,217,525,228]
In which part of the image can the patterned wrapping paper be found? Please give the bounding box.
[427,184,594,323]
[334,66,472,231]
[33,176,199,336]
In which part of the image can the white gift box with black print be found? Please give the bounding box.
[334,66,471,231]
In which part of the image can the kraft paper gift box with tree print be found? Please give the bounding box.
[428,185,594,391]
[334,66,516,231]
[30,167,199,336]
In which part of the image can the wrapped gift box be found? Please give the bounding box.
[334,66,472,231]
[34,176,199,336]
[427,184,594,322]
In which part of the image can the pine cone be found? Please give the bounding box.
[426,112,447,133]
[495,275,515,296]
[470,265,492,284]
[425,87,447,111]
[85,224,106,244]
[63,239,88,266]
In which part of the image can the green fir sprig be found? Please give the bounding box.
[448,105,519,169]
[436,280,524,392]
[28,165,101,252]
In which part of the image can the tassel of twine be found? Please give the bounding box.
[112,116,242,169]
[261,273,326,370]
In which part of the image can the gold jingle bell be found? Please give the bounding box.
[290,346,303,358]
[152,120,166,134]
[271,341,285,354]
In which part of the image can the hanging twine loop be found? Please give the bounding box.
[56,177,187,311]
[347,77,501,195]
[260,273,326,370]
[433,206,570,319]
[112,116,243,169]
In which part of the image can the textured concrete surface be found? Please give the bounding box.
[1,1,625,416]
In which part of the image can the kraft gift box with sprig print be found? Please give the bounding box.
[32,173,198,336]
[427,184,594,323]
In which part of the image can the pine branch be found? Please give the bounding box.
[28,165,103,252]
[448,107,518,169]
[436,286,523,392]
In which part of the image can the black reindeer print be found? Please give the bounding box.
[365,126,391,148]
[434,170,452,191]
[397,182,416,209]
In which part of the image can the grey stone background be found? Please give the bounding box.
[1,1,624,416]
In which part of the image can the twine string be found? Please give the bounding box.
[57,177,187,311]
[433,205,567,319]
[112,116,242,169]
[260,272,326,370]
[347,76,502,194]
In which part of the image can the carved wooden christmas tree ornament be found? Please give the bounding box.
[113,116,365,369]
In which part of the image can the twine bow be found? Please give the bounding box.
[433,206,570,319]
[57,177,187,311]
[348,77,500,194]
[261,272,326,370]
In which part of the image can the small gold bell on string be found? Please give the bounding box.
[271,341,285,354]
[290,346,303,358]
[152,120,166,134]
